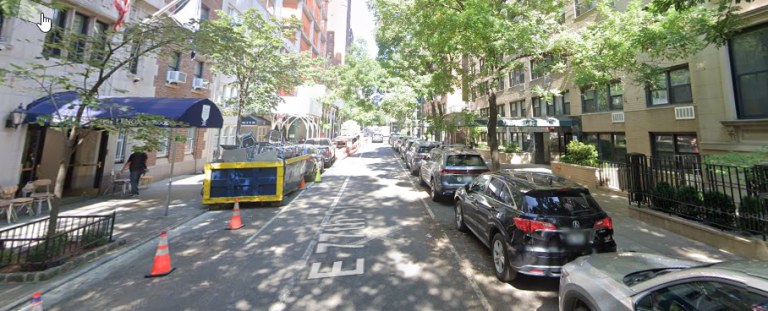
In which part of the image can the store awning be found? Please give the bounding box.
[23,91,223,128]
[241,115,271,126]
[474,117,573,127]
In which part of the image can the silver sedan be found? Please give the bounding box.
[559,252,768,311]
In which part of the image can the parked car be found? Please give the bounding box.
[394,136,410,151]
[405,141,440,175]
[454,170,617,282]
[399,139,417,158]
[389,134,400,146]
[297,145,324,182]
[420,146,489,201]
[305,138,336,168]
[372,133,384,143]
[559,253,768,311]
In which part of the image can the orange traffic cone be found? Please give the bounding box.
[145,229,176,278]
[226,199,245,230]
[30,292,43,311]
[300,179,306,190]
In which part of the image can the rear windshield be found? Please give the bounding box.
[419,146,436,153]
[523,192,603,216]
[446,155,485,167]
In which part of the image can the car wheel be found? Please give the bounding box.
[430,179,442,202]
[573,306,590,311]
[411,166,418,176]
[455,201,468,233]
[491,233,518,282]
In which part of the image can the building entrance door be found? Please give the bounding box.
[19,125,47,189]
[534,132,545,164]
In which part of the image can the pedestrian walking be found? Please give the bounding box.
[121,149,148,196]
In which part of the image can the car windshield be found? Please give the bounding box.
[446,155,485,167]
[523,192,603,216]
[419,146,436,153]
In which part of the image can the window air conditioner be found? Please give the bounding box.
[674,106,695,120]
[166,71,187,84]
[611,112,625,123]
[192,78,209,90]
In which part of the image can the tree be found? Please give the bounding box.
[371,0,748,170]
[196,9,322,140]
[0,14,189,239]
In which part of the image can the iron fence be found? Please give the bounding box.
[0,213,116,271]
[625,153,768,239]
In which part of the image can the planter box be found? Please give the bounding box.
[551,161,599,190]
[476,149,532,165]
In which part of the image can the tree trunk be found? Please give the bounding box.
[48,130,77,239]
[235,103,244,144]
[488,91,500,171]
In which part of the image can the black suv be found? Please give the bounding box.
[454,170,616,281]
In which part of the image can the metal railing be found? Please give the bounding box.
[624,153,768,239]
[597,161,629,191]
[0,213,116,271]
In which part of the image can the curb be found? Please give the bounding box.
[1,211,208,311]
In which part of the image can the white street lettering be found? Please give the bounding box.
[316,242,364,253]
[319,233,365,242]
[307,258,365,279]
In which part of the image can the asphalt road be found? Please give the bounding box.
[48,143,560,311]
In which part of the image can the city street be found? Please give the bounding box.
[37,142,737,311]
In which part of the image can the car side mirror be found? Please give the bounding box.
[464,184,471,191]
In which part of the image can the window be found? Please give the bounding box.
[68,13,89,63]
[168,52,181,71]
[651,133,699,157]
[480,107,490,118]
[185,128,196,154]
[497,104,505,117]
[499,77,505,90]
[487,178,513,205]
[194,61,204,78]
[446,155,485,167]
[157,129,171,157]
[531,55,557,80]
[546,98,555,116]
[575,0,597,17]
[583,132,626,162]
[562,91,571,115]
[582,82,623,113]
[635,281,768,311]
[533,97,551,117]
[43,10,67,57]
[91,21,109,63]
[647,66,692,106]
[128,41,140,74]
[509,68,525,86]
[114,129,127,163]
[510,101,518,117]
[200,5,210,20]
[532,97,541,117]
[729,23,768,119]
[524,192,602,216]
[470,174,491,193]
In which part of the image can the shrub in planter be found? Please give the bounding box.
[738,196,765,234]
[502,143,521,153]
[702,191,736,229]
[651,181,677,211]
[562,141,599,166]
[675,185,703,219]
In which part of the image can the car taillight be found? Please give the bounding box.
[513,218,557,233]
[594,217,613,230]
[306,157,312,162]
[469,169,490,174]
[439,169,465,174]
[326,149,329,156]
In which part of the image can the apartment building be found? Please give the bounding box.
[0,0,169,195]
[468,0,768,164]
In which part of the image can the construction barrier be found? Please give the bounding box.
[202,155,308,205]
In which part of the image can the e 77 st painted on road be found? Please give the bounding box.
[307,208,366,279]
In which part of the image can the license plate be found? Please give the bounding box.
[566,232,587,246]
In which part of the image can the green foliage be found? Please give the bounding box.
[675,185,703,218]
[81,230,110,248]
[738,196,765,233]
[651,181,677,211]
[561,141,599,166]
[704,146,768,167]
[702,191,736,229]
[25,234,71,263]
[502,143,521,153]
[196,9,321,133]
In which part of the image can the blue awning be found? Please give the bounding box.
[23,91,223,128]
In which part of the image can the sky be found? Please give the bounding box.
[349,0,379,58]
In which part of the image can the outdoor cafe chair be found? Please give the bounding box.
[30,179,54,215]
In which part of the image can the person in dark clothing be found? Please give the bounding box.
[121,150,148,196]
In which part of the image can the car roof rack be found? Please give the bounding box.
[440,144,470,149]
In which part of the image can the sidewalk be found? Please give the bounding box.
[491,162,742,262]
[0,174,209,309]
